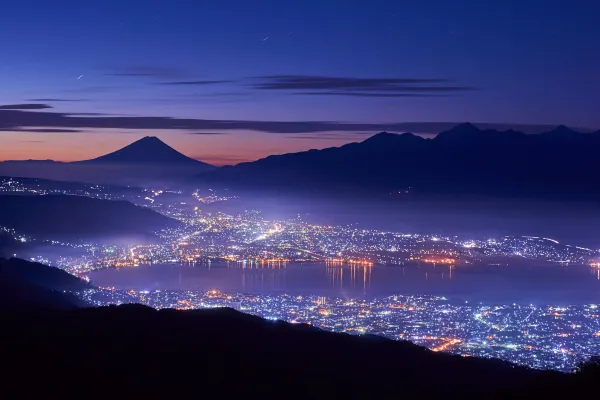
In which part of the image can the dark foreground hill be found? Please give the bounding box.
[0,194,178,241]
[0,304,595,398]
[0,258,596,397]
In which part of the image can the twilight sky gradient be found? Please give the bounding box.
[1,0,599,165]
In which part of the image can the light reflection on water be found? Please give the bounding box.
[88,262,600,304]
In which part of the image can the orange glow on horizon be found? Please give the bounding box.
[0,129,361,166]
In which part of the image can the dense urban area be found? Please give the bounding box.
[2,177,599,371]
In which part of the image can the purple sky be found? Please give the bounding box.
[1,0,599,164]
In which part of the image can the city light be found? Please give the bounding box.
[3,178,599,373]
[77,288,600,372]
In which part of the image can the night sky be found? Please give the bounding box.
[1,0,599,165]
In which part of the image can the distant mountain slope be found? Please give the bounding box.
[195,123,600,200]
[0,194,179,240]
[0,137,214,186]
[0,175,141,197]
[0,257,89,291]
[79,136,212,167]
[0,304,587,398]
[1,174,97,189]
[0,258,88,310]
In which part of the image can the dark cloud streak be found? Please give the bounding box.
[253,75,451,88]
[250,75,475,96]
[293,92,451,98]
[0,109,570,134]
[17,128,82,133]
[27,98,86,102]
[154,80,233,85]
[0,104,52,110]
[0,128,82,133]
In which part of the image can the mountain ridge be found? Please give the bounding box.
[194,123,600,199]
[78,136,213,166]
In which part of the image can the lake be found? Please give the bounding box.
[87,262,600,305]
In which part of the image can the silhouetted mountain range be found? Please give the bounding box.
[195,123,600,200]
[0,136,214,185]
[0,194,178,240]
[2,123,600,199]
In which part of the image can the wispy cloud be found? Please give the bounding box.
[284,132,373,140]
[187,132,229,135]
[105,65,185,78]
[191,154,252,165]
[66,86,127,94]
